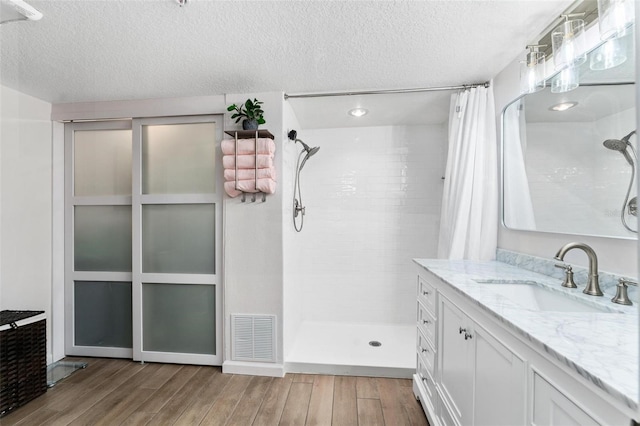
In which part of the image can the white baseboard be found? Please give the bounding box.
[222,361,285,377]
[285,361,413,379]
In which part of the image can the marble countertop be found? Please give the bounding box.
[413,258,638,411]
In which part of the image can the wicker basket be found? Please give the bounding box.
[0,310,47,417]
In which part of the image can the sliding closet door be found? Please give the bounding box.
[65,116,222,365]
[132,116,222,365]
[65,121,134,358]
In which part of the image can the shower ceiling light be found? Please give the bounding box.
[549,101,578,111]
[348,108,368,117]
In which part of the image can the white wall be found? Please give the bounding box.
[0,85,53,361]
[494,56,637,278]
[282,101,303,361]
[222,92,286,371]
[286,124,446,329]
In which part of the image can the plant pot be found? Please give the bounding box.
[242,119,259,130]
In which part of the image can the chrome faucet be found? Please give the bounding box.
[554,242,603,296]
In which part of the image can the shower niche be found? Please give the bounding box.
[502,32,636,239]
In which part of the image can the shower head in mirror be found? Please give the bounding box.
[603,137,634,166]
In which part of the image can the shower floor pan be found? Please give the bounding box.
[285,321,414,378]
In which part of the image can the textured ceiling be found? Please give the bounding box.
[0,0,573,108]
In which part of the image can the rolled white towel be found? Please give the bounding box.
[221,138,276,155]
[222,154,273,169]
[224,178,277,197]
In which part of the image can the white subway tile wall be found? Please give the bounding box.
[287,125,446,325]
[526,107,635,237]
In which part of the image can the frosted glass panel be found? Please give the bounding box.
[74,281,132,348]
[74,129,132,196]
[142,123,216,194]
[74,206,132,272]
[142,204,215,274]
[143,283,215,354]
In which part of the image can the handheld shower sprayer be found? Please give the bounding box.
[603,130,637,233]
[288,130,320,232]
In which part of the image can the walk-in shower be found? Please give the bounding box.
[603,130,637,232]
[288,130,320,232]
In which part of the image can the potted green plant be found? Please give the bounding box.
[227,98,266,130]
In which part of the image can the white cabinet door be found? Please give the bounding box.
[439,296,473,424]
[439,294,526,426]
[533,373,600,426]
[473,324,526,426]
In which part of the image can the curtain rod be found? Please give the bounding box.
[284,82,490,100]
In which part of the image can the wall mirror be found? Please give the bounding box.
[502,31,636,239]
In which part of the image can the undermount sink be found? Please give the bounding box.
[473,279,619,313]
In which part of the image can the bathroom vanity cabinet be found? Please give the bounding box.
[412,262,637,426]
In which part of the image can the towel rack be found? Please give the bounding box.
[224,129,275,203]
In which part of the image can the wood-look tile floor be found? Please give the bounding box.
[0,358,429,426]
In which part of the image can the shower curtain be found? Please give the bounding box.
[437,84,498,261]
[503,99,536,230]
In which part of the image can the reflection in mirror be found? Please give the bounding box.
[502,32,636,239]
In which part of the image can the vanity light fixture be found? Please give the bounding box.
[551,65,579,93]
[597,0,635,40]
[552,14,587,71]
[348,108,368,117]
[549,101,578,112]
[519,45,546,94]
[589,36,628,70]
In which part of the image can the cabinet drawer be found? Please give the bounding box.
[418,275,436,314]
[416,329,435,377]
[417,301,436,346]
[416,354,436,401]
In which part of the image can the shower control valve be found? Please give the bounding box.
[293,199,305,218]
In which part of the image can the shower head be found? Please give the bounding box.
[299,146,320,170]
[604,130,636,166]
[604,138,629,151]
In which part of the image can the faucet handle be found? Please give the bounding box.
[554,263,578,288]
[619,278,637,287]
[612,278,637,306]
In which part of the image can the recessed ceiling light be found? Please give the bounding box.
[549,101,578,112]
[348,108,368,117]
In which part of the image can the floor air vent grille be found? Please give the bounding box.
[231,314,276,362]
